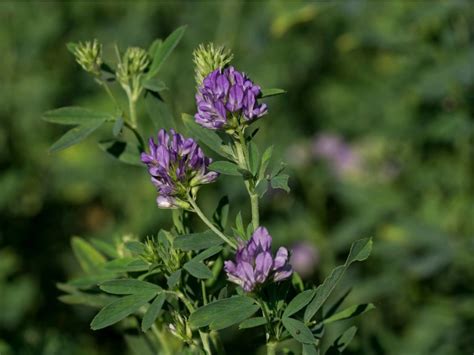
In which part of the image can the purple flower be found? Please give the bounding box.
[141,129,219,208]
[290,242,319,279]
[224,227,293,292]
[195,66,267,130]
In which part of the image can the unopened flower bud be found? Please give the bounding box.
[193,43,233,86]
[117,47,150,85]
[73,39,102,76]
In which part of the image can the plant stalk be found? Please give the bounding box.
[266,341,277,355]
[187,196,237,249]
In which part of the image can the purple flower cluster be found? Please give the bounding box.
[141,129,218,208]
[224,227,292,292]
[195,66,268,129]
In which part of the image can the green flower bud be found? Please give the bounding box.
[116,47,150,86]
[72,39,102,76]
[193,43,233,85]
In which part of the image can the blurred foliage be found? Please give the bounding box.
[0,1,472,354]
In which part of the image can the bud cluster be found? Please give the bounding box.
[116,47,150,88]
[193,43,233,85]
[72,39,103,76]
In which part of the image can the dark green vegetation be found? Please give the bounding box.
[0,2,472,354]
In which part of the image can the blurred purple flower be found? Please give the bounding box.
[141,129,218,209]
[195,66,267,130]
[224,227,293,292]
[290,242,319,279]
[312,133,361,176]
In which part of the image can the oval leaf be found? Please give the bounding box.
[141,293,166,331]
[173,230,224,251]
[147,25,186,79]
[189,296,260,331]
[283,290,316,318]
[183,261,213,279]
[182,113,231,159]
[282,317,315,344]
[49,120,105,153]
[43,107,113,125]
[71,237,106,274]
[100,279,161,295]
[90,292,156,330]
[238,317,267,329]
[323,303,375,325]
[209,161,241,176]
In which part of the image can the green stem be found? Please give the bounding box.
[188,196,237,249]
[201,280,208,305]
[199,331,212,355]
[123,121,145,150]
[250,191,260,228]
[235,130,260,229]
[129,95,138,129]
[266,341,277,355]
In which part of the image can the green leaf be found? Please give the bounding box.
[255,180,269,198]
[125,241,146,254]
[260,88,286,98]
[212,196,229,230]
[270,174,290,193]
[167,269,181,289]
[182,113,231,158]
[71,237,106,274]
[184,261,213,279]
[90,292,156,330]
[323,303,375,325]
[58,292,117,308]
[148,39,162,58]
[259,145,273,180]
[304,265,345,323]
[325,326,357,354]
[192,246,223,263]
[145,92,175,131]
[99,279,161,295]
[238,317,267,329]
[104,258,149,272]
[282,317,315,344]
[302,343,318,355]
[147,25,186,79]
[43,107,113,125]
[90,238,119,258]
[49,120,105,153]
[249,142,260,176]
[143,78,168,93]
[304,238,372,323]
[141,293,166,331]
[346,238,373,265]
[68,274,117,289]
[189,296,260,331]
[112,117,124,136]
[99,140,142,166]
[239,317,267,329]
[173,230,224,251]
[283,290,316,318]
[209,161,241,176]
[235,212,245,237]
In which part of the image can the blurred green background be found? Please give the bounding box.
[0,1,473,354]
